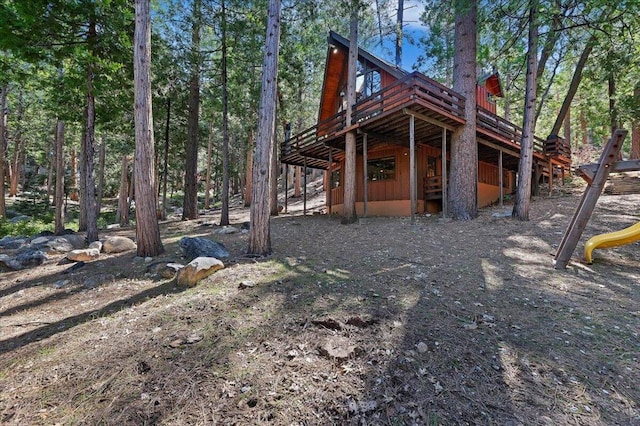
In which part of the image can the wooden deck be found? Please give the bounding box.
[281,71,571,173]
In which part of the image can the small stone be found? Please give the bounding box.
[53,279,70,288]
[238,280,256,289]
[416,342,429,354]
[103,236,137,253]
[186,334,203,344]
[67,248,100,262]
[176,257,224,287]
[214,226,238,234]
[144,257,153,263]
[88,241,103,251]
[106,223,121,230]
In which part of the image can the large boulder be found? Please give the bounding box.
[0,236,28,250]
[67,248,100,262]
[176,257,224,287]
[102,236,137,253]
[179,237,229,261]
[0,250,48,270]
[32,235,87,254]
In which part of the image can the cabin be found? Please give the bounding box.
[280,31,571,217]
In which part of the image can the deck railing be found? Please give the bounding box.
[282,72,551,163]
[281,72,466,159]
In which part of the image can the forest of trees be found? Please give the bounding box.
[1,0,640,245]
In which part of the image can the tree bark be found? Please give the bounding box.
[220,0,231,226]
[47,139,55,204]
[395,0,404,67]
[270,123,279,216]
[248,0,281,256]
[70,148,77,199]
[182,0,201,221]
[512,6,538,221]
[161,97,170,220]
[79,18,99,242]
[550,36,594,136]
[134,0,164,256]
[342,2,359,224]
[563,106,571,148]
[96,137,105,215]
[54,120,65,234]
[0,84,8,217]
[116,155,129,225]
[205,120,213,210]
[632,87,640,159]
[9,90,23,197]
[448,0,477,220]
[244,131,254,206]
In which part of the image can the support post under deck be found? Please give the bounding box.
[363,134,368,217]
[410,115,416,224]
[498,150,503,208]
[303,157,307,216]
[441,128,448,217]
[328,149,333,215]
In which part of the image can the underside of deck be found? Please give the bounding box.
[281,71,571,174]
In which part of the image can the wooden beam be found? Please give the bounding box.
[303,157,307,216]
[403,108,455,131]
[410,114,416,224]
[328,148,333,214]
[284,164,288,213]
[442,128,448,217]
[554,129,628,269]
[579,159,640,178]
[477,138,521,159]
[363,133,368,217]
[498,150,503,208]
[357,128,398,145]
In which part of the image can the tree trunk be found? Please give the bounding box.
[512,6,538,221]
[220,0,231,226]
[47,139,55,204]
[550,36,594,136]
[78,18,99,242]
[70,148,77,200]
[161,97,170,220]
[134,0,164,256]
[632,87,640,159]
[116,155,129,225]
[248,0,281,256]
[96,137,105,215]
[342,3,359,224]
[204,120,213,210]
[244,131,253,206]
[0,84,7,217]
[182,0,201,221]
[395,0,404,67]
[9,90,23,197]
[563,105,571,148]
[54,120,65,234]
[270,124,279,216]
[448,0,477,220]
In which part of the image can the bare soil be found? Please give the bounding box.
[0,182,639,425]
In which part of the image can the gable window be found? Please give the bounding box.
[367,157,396,181]
[356,60,381,100]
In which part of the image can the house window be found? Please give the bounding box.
[367,157,396,181]
[356,60,381,100]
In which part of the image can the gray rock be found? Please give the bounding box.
[106,223,121,230]
[9,215,31,224]
[0,236,28,250]
[179,237,229,261]
[491,210,513,218]
[67,248,100,262]
[213,226,238,235]
[176,257,224,287]
[103,236,137,253]
[30,236,51,245]
[88,241,103,251]
[53,279,70,288]
[1,250,48,270]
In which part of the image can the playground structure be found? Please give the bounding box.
[554,129,640,268]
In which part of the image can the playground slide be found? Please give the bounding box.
[584,221,640,264]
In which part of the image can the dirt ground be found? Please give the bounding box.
[0,182,639,425]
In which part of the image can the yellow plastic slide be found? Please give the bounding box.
[584,221,640,263]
